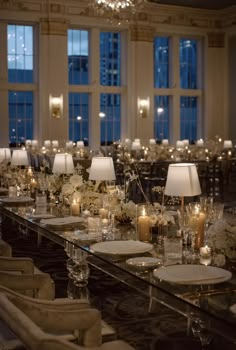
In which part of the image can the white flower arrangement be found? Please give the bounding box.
[149,212,175,227]
[206,219,236,259]
[114,201,137,224]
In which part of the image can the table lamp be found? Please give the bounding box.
[164,163,201,210]
[89,156,116,192]
[52,153,74,174]
[11,150,29,167]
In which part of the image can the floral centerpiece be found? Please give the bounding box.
[114,200,137,224]
[206,219,236,260]
[149,202,175,227]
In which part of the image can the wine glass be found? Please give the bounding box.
[190,313,213,348]
[177,209,190,246]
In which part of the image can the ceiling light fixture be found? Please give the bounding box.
[92,0,146,17]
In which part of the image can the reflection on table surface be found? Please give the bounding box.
[1,204,236,343]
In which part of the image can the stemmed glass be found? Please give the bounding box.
[177,209,190,246]
[64,241,90,287]
[190,313,213,348]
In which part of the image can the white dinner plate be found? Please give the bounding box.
[31,213,55,219]
[153,264,232,285]
[40,216,85,226]
[90,240,153,256]
[126,256,161,269]
[0,196,34,203]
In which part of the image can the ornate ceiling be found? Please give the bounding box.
[152,0,236,10]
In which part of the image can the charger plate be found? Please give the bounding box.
[153,264,232,285]
[90,240,153,256]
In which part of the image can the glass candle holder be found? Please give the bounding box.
[187,203,206,249]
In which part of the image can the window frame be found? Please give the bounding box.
[153,34,203,143]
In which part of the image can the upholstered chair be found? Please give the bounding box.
[0,239,12,257]
[0,286,135,350]
[0,239,55,299]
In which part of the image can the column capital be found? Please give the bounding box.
[40,18,69,36]
[130,24,154,42]
[207,32,225,48]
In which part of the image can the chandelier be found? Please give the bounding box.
[93,0,145,15]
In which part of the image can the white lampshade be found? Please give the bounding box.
[52,153,74,174]
[223,140,232,149]
[0,148,11,162]
[164,163,201,197]
[77,141,84,149]
[31,140,38,147]
[131,141,141,151]
[176,140,184,148]
[124,138,131,147]
[25,140,32,146]
[11,150,29,166]
[149,139,156,145]
[65,141,73,149]
[52,140,59,148]
[44,140,51,148]
[183,139,189,146]
[162,139,169,146]
[89,157,116,181]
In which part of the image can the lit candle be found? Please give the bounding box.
[71,200,80,216]
[27,167,33,176]
[99,208,109,219]
[195,212,206,249]
[200,245,211,258]
[101,218,109,226]
[138,208,151,242]
[30,178,37,189]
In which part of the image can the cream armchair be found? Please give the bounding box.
[0,239,12,257]
[0,286,135,350]
[0,240,55,299]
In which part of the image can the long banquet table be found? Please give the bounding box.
[1,204,236,347]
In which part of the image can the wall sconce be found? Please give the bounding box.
[49,94,63,119]
[138,97,150,118]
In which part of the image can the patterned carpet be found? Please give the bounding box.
[1,215,235,350]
